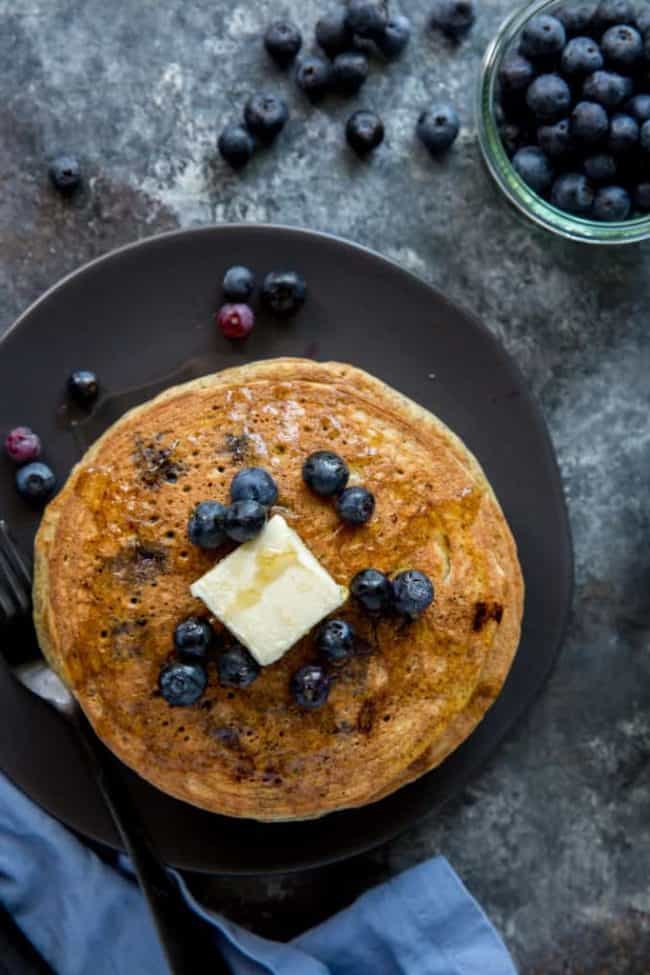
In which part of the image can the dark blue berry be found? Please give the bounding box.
[640,119,650,149]
[264,21,302,66]
[225,499,267,542]
[608,112,639,153]
[592,184,631,219]
[261,269,307,316]
[332,52,369,94]
[561,36,604,74]
[346,0,389,39]
[417,104,460,153]
[593,0,634,32]
[537,118,574,158]
[512,146,555,193]
[218,124,255,169]
[68,369,99,405]
[230,467,278,507]
[634,181,650,209]
[526,74,572,121]
[159,660,207,706]
[430,0,476,39]
[346,110,385,154]
[600,24,643,67]
[555,4,597,37]
[244,92,289,142]
[223,265,255,302]
[335,485,375,524]
[571,100,609,143]
[174,617,213,659]
[583,152,617,181]
[392,570,435,618]
[316,9,354,56]
[351,568,393,613]
[519,15,566,59]
[15,462,56,503]
[49,154,81,193]
[499,53,536,92]
[218,644,260,688]
[551,172,595,212]
[376,14,411,57]
[637,5,650,35]
[626,94,650,122]
[500,121,529,156]
[316,618,355,663]
[583,69,632,107]
[302,450,349,496]
[188,500,227,548]
[295,55,332,100]
[290,663,331,709]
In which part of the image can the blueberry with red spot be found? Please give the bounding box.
[351,568,393,614]
[291,663,331,709]
[174,617,214,659]
[316,618,356,663]
[4,427,41,464]
[335,485,375,524]
[230,467,278,507]
[217,303,255,339]
[159,660,207,706]
[218,644,260,688]
[187,500,227,549]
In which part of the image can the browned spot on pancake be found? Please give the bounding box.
[210,726,241,748]
[473,601,504,632]
[407,751,432,775]
[358,699,376,734]
[133,433,186,487]
[104,542,167,585]
[223,433,251,464]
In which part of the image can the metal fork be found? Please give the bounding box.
[0,520,228,975]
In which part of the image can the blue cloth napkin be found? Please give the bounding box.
[0,772,517,975]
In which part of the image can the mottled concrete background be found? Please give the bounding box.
[1,0,649,971]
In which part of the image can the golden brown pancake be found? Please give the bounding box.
[34,358,524,821]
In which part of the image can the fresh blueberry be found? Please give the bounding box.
[640,119,650,149]
[592,184,631,218]
[561,36,604,74]
[332,51,369,93]
[230,467,278,507]
[550,172,595,212]
[583,69,633,107]
[571,100,609,143]
[392,570,435,618]
[216,303,255,339]
[350,568,393,613]
[346,109,385,154]
[15,462,56,503]
[634,181,650,209]
[626,93,650,122]
[48,154,81,193]
[519,14,566,59]
[290,663,331,709]
[225,499,267,542]
[218,124,255,169]
[593,0,635,32]
[316,618,356,663]
[223,265,255,302]
[159,660,207,706]
[316,9,354,56]
[499,52,536,93]
[4,427,41,464]
[583,152,618,181]
[188,500,228,548]
[555,3,597,37]
[295,55,332,100]
[499,121,529,156]
[261,270,307,317]
[600,24,643,67]
[512,146,555,193]
[346,0,389,39]
[430,0,477,39]
[302,450,349,496]
[608,112,639,153]
[174,617,213,659]
[335,486,375,524]
[537,118,574,158]
[376,14,412,57]
[218,644,260,688]
[68,369,99,406]
[264,20,302,66]
[417,104,460,153]
[244,92,289,142]
[526,74,572,121]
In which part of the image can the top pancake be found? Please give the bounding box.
[33,358,524,821]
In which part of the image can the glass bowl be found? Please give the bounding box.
[477,0,650,244]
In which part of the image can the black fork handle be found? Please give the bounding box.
[70,708,230,975]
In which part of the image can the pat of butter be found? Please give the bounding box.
[190,514,347,666]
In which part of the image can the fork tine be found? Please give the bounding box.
[0,546,30,616]
[0,576,15,623]
[0,522,31,618]
[0,521,32,588]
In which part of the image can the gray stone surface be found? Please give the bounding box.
[1,0,649,971]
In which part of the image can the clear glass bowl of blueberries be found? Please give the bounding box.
[478,0,650,242]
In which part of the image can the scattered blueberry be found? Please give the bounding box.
[68,369,99,406]
[634,180,650,208]
[526,74,572,122]
[316,8,354,56]
[261,269,307,317]
[4,427,41,464]
[376,14,412,57]
[640,119,650,150]
[187,500,227,549]
[499,52,536,93]
[350,568,393,614]
[430,0,477,39]
[316,618,356,663]
[537,118,574,158]
[264,20,302,66]
[218,124,255,169]
[608,113,639,153]
[15,462,55,503]
[225,499,268,542]
[302,450,349,496]
[244,92,289,142]
[512,146,555,193]
[592,183,631,218]
[583,69,632,108]
[555,3,596,37]
[335,485,375,524]
[571,100,610,143]
[583,152,618,181]
[593,0,635,32]
[230,467,278,507]
[218,644,260,688]
[600,24,643,68]
[519,14,566,59]
[550,171,595,212]
[561,36,603,76]
[159,660,207,706]
[223,265,255,302]
[346,0,389,40]
[417,104,460,153]
[626,93,650,122]
[295,54,332,100]
[346,109,385,154]
[332,51,369,94]
[290,663,331,709]
[174,617,213,659]
[48,154,81,194]
[392,570,435,618]
[216,303,255,339]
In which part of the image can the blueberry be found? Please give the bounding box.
[223,265,255,302]
[290,663,331,709]
[230,467,278,507]
[537,118,574,158]
[592,184,631,218]
[174,617,213,658]
[499,53,536,93]
[571,100,609,143]
[159,660,207,706]
[608,112,639,152]
[417,104,460,153]
[218,644,260,688]
[601,24,643,67]
[376,14,411,57]
[295,55,332,101]
[225,499,267,542]
[48,154,81,193]
[316,9,354,56]
[346,109,385,154]
[512,146,555,193]
[583,69,632,107]
[392,570,435,618]
[430,0,476,39]
[346,0,389,40]
[261,269,307,317]
[244,92,289,142]
[637,5,650,35]
[634,180,650,209]
[583,152,618,181]
[216,303,255,339]
[68,369,99,406]
[350,568,393,613]
[640,119,650,149]
[561,36,604,74]
[332,51,369,93]
[302,450,349,496]
[15,462,56,503]
[499,121,529,156]
[218,124,255,169]
[264,20,302,66]
[335,485,375,524]
[526,74,572,121]
[593,0,634,32]
[555,3,597,37]
[550,172,595,212]
[4,427,41,464]
[187,500,227,549]
[519,14,566,59]
[626,93,650,121]
[316,618,356,663]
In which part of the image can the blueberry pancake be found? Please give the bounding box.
[33,358,524,821]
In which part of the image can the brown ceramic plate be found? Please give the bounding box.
[0,225,572,873]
